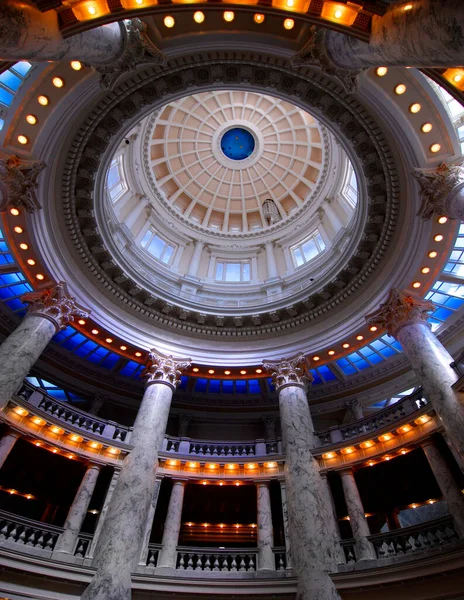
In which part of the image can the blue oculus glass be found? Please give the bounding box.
[221,128,255,160]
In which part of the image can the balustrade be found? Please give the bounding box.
[188,442,256,456]
[74,532,92,557]
[176,547,257,572]
[146,543,162,567]
[0,509,61,551]
[340,539,357,563]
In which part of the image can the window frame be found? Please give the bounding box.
[214,260,251,283]
[290,230,326,268]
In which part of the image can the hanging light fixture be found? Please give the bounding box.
[262,198,281,226]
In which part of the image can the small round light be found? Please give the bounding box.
[10,208,20,216]
[403,3,413,10]
[356,335,364,341]
[334,9,343,18]
[283,18,295,30]
[428,251,438,258]
[224,370,231,375]
[401,449,407,455]
[223,11,234,22]
[120,345,127,351]
[412,281,421,288]
[135,351,142,357]
[52,77,64,88]
[421,122,433,133]
[434,234,443,242]
[376,67,388,77]
[36,273,44,280]
[19,243,28,250]
[18,135,28,145]
[71,61,82,71]
[164,15,175,28]
[385,456,391,461]
[409,103,421,113]
[255,368,262,374]
[27,258,36,265]
[421,267,430,274]
[453,74,463,83]
[52,448,58,453]
[78,319,86,325]
[240,370,247,375]
[369,325,378,332]
[194,11,204,23]
[395,84,406,95]
[38,95,49,106]
[342,343,350,349]
[430,143,441,153]
[105,338,113,344]
[193,367,199,372]
[437,216,448,224]
[91,329,99,335]
[14,226,23,233]
[26,114,37,125]
[254,13,265,23]
[208,369,215,374]
[328,350,335,356]
[88,5,96,15]
[136,0,143,3]
[312,356,320,361]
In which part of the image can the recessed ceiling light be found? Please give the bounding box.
[19,243,28,250]
[194,11,204,23]
[428,251,438,258]
[395,84,406,95]
[437,216,448,224]
[71,61,82,71]
[409,103,421,113]
[38,95,49,106]
[412,281,421,288]
[36,273,44,280]
[91,329,99,335]
[14,226,23,233]
[283,18,295,30]
[26,114,37,125]
[342,343,350,349]
[135,351,142,357]
[328,350,335,355]
[78,319,86,325]
[240,370,247,374]
[10,208,20,216]
[224,370,231,375]
[52,77,64,88]
[421,267,430,274]
[208,369,215,374]
[193,367,199,372]
[105,338,113,343]
[17,135,28,145]
[254,13,265,23]
[421,122,433,133]
[430,143,441,153]
[27,258,36,265]
[223,11,234,22]
[120,345,127,351]
[370,325,378,332]
[356,335,364,341]
[434,234,443,242]
[164,15,175,28]
[376,67,388,77]
[312,356,320,361]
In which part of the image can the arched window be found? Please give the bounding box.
[291,230,326,267]
[140,229,176,265]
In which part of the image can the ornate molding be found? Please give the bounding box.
[22,282,90,332]
[413,160,464,220]
[262,354,313,391]
[142,350,191,389]
[366,288,435,338]
[0,152,44,213]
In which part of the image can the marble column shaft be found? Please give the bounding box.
[87,468,120,558]
[81,381,176,600]
[279,480,292,568]
[265,242,278,279]
[0,429,20,470]
[256,482,275,571]
[396,322,464,458]
[139,478,163,565]
[0,316,56,412]
[422,439,464,538]
[278,384,341,600]
[340,469,375,561]
[54,463,101,555]
[446,182,464,220]
[320,474,345,565]
[157,480,186,568]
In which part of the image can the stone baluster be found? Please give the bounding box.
[87,467,120,558]
[139,477,163,565]
[157,480,186,569]
[0,429,20,470]
[256,481,275,571]
[279,479,292,569]
[345,398,364,422]
[54,463,101,556]
[413,160,464,221]
[0,283,89,413]
[421,438,464,538]
[339,469,376,561]
[367,289,464,459]
[81,352,190,600]
[263,355,341,600]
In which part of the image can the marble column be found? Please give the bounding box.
[0,283,88,413]
[279,479,292,568]
[187,241,204,277]
[421,438,464,538]
[0,429,20,470]
[324,0,464,68]
[345,399,364,422]
[87,467,121,559]
[322,199,343,232]
[256,482,275,571]
[265,242,278,280]
[177,413,191,438]
[157,480,186,568]
[320,473,345,565]
[139,477,163,565]
[81,352,190,600]
[339,469,376,561]
[54,463,101,555]
[263,416,277,440]
[367,289,464,459]
[413,161,464,221]
[263,355,341,600]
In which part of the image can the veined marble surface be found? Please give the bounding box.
[279,480,292,569]
[81,382,174,600]
[0,316,55,412]
[340,470,375,561]
[157,480,185,568]
[447,182,464,220]
[279,385,341,600]
[257,482,275,571]
[0,430,19,470]
[139,478,162,566]
[87,468,120,559]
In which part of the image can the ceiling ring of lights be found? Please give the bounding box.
[55,53,399,337]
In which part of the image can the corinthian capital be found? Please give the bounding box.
[366,289,434,338]
[0,152,44,213]
[22,282,90,332]
[413,160,464,219]
[142,350,191,389]
[262,354,313,391]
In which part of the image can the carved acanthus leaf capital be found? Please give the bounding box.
[262,353,313,391]
[142,350,191,388]
[413,160,464,219]
[366,289,435,337]
[0,152,45,213]
[22,282,89,332]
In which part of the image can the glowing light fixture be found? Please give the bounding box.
[395,84,406,95]
[10,208,20,216]
[194,11,205,23]
[38,95,49,106]
[434,234,443,242]
[370,326,378,332]
[19,243,28,250]
[52,77,64,88]
[409,103,421,113]
[340,446,356,455]
[13,406,28,416]
[223,11,235,22]
[421,122,433,133]
[193,367,199,372]
[312,356,320,361]
[356,335,364,341]
[105,338,113,343]
[443,68,464,90]
[120,345,127,351]
[421,267,430,274]
[69,433,83,442]
[240,370,247,375]
[26,115,37,125]
[50,425,64,435]
[342,343,350,349]
[36,274,45,280]
[428,251,438,258]
[91,329,99,335]
[255,368,262,374]
[78,319,86,325]
[412,281,421,288]
[430,143,441,153]
[14,226,23,233]
[135,351,142,357]
[378,433,393,442]
[397,424,412,434]
[208,369,215,374]
[69,1,110,21]
[321,2,361,26]
[121,0,158,6]
[437,216,448,224]
[414,414,431,425]
[31,416,46,426]
[328,350,335,355]
[322,452,336,459]
[17,135,28,145]
[254,13,265,23]
[71,61,83,71]
[359,440,375,449]
[164,15,175,28]
[376,67,388,77]
[283,18,295,29]
[27,259,36,265]
[402,3,413,10]
[264,461,278,468]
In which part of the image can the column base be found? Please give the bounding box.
[81,570,132,600]
[296,571,340,600]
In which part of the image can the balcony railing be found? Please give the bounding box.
[0,509,61,551]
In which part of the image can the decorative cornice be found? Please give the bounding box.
[262,353,313,391]
[413,160,464,219]
[58,52,399,337]
[0,152,44,213]
[366,289,435,338]
[22,282,90,332]
[142,350,191,389]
